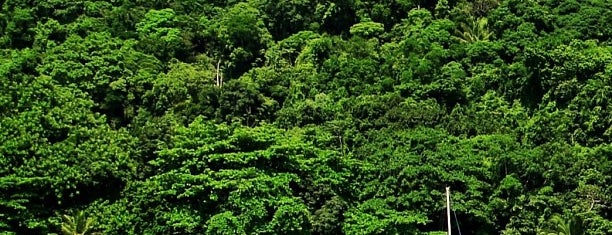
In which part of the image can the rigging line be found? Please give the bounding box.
[452,209,462,235]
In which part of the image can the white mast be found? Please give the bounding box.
[446,186,451,235]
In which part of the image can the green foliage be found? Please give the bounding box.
[253,0,317,39]
[2,0,612,234]
[59,210,100,235]
[455,17,494,43]
[343,199,428,234]
[136,8,186,60]
[349,21,385,38]
[539,214,584,235]
[214,2,273,78]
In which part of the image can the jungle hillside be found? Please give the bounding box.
[1,0,611,234]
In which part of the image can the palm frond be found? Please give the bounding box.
[59,210,100,235]
[540,214,584,235]
[455,17,493,43]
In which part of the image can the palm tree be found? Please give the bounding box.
[454,17,494,43]
[60,210,101,235]
[539,214,584,235]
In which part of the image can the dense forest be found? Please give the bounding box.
[1,0,611,234]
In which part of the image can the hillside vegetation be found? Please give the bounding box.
[1,0,611,234]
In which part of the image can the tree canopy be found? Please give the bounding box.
[1,0,611,234]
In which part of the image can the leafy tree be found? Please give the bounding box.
[343,199,428,234]
[36,31,162,126]
[349,21,385,38]
[214,2,273,78]
[136,8,188,60]
[253,0,317,40]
